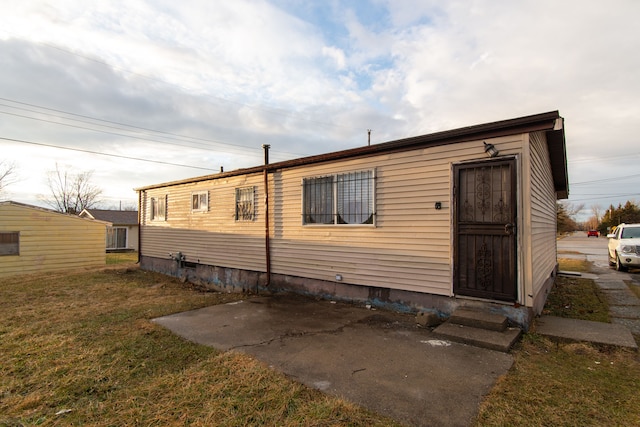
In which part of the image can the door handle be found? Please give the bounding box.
[505,223,515,235]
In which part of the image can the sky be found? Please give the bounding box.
[1,0,638,219]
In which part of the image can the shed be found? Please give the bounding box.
[0,201,108,278]
[135,111,568,329]
[79,209,139,252]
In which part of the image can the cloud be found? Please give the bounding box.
[1,0,639,213]
[322,45,346,69]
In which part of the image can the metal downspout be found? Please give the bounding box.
[262,144,271,291]
[137,190,142,264]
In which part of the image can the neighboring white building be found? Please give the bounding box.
[79,209,139,252]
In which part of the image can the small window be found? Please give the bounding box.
[302,176,334,224]
[235,187,255,221]
[106,227,127,249]
[303,170,375,225]
[151,196,167,221]
[191,191,209,212]
[0,232,19,256]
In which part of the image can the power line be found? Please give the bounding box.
[0,106,299,162]
[0,109,264,158]
[568,152,640,164]
[0,96,309,159]
[1,136,218,171]
[571,173,640,186]
[568,193,639,203]
[5,32,353,133]
[0,100,237,149]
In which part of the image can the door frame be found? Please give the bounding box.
[451,155,522,303]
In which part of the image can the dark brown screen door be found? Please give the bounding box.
[453,159,517,301]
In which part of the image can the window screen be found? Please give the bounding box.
[303,170,374,225]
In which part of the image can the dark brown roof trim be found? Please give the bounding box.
[136,110,565,192]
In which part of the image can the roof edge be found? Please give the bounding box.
[135,110,562,191]
[0,201,112,225]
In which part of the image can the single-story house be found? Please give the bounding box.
[135,111,568,329]
[0,201,108,278]
[79,209,139,252]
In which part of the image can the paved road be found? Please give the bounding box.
[557,231,610,268]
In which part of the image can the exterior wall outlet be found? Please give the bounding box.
[335,274,342,281]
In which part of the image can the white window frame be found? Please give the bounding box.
[150,195,167,221]
[235,186,255,221]
[106,226,128,249]
[302,169,376,226]
[191,191,209,213]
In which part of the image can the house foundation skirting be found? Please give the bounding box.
[140,255,535,330]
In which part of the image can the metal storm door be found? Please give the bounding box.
[453,159,517,301]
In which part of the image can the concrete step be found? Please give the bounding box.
[448,307,508,332]
[433,322,522,353]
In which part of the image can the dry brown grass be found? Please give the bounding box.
[542,276,610,322]
[0,267,399,426]
[106,251,138,265]
[6,260,638,426]
[475,258,640,426]
[557,257,591,273]
[475,335,640,427]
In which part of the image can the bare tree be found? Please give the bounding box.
[557,201,585,233]
[0,161,17,196]
[591,204,602,223]
[584,215,599,231]
[42,164,103,214]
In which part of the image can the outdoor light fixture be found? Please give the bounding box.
[483,141,499,157]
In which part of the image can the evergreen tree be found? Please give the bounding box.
[598,201,640,234]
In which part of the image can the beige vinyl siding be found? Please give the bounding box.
[271,135,525,295]
[140,174,266,272]
[142,228,265,271]
[0,203,106,278]
[138,134,527,297]
[528,131,558,304]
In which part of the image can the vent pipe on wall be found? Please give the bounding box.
[262,144,271,290]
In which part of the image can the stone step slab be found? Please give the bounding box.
[432,322,522,353]
[448,307,509,332]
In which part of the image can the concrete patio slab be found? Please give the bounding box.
[153,295,514,427]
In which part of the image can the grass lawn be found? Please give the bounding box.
[0,267,398,426]
[3,260,639,426]
[475,258,640,426]
[106,251,138,265]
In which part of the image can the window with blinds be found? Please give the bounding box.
[235,187,255,221]
[191,191,208,212]
[150,196,167,221]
